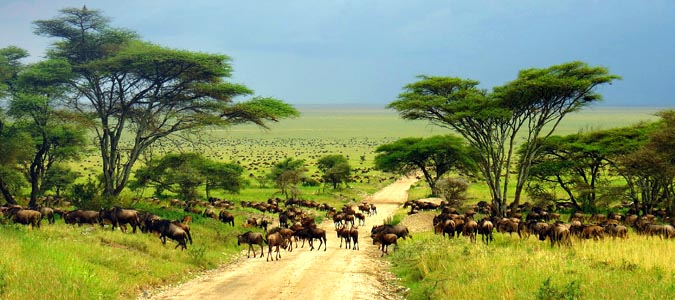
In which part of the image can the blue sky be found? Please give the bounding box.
[1,0,673,106]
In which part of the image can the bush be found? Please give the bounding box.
[69,177,110,209]
[536,277,582,300]
[435,177,469,207]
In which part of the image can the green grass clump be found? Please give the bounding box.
[387,231,675,300]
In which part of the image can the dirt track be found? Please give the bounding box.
[140,175,418,300]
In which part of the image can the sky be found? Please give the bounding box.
[1,0,673,107]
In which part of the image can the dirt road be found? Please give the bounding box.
[140,175,418,300]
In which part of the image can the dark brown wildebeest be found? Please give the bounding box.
[496,218,519,236]
[203,208,217,219]
[371,233,398,256]
[237,231,264,258]
[148,219,189,250]
[172,220,193,244]
[355,212,366,226]
[5,208,42,228]
[371,224,411,240]
[348,226,359,250]
[33,206,55,224]
[305,226,327,251]
[580,224,605,241]
[604,223,628,239]
[478,218,494,245]
[265,232,288,261]
[65,209,99,227]
[99,207,141,233]
[463,219,478,243]
[540,223,572,248]
[268,227,294,252]
[337,224,351,249]
[219,210,235,226]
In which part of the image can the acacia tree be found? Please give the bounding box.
[617,110,675,215]
[268,158,307,199]
[526,125,650,211]
[317,154,351,190]
[388,62,619,216]
[33,7,299,198]
[374,135,477,194]
[132,153,243,201]
[0,46,31,204]
[9,58,87,207]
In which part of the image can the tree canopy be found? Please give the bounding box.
[33,7,299,199]
[132,153,244,201]
[388,61,619,216]
[317,154,351,190]
[374,135,477,194]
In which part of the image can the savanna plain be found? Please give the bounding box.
[0,105,671,300]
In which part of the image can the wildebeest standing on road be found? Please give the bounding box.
[238,231,264,258]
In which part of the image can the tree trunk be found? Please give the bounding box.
[0,178,17,205]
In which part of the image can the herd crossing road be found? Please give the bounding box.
[141,175,418,300]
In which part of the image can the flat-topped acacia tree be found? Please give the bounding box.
[388,62,619,216]
[33,7,299,198]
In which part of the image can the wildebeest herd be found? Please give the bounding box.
[426,199,675,247]
[6,193,672,263]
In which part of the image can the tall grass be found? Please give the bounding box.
[0,209,248,300]
[388,231,675,300]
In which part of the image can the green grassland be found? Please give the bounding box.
[0,105,667,300]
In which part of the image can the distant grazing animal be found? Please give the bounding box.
[65,209,99,227]
[148,219,189,250]
[219,210,235,226]
[5,208,42,228]
[540,223,572,248]
[463,220,478,243]
[203,208,217,219]
[237,231,264,258]
[478,219,494,245]
[98,207,141,233]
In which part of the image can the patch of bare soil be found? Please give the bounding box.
[138,175,418,300]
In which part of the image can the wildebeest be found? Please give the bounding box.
[372,233,398,256]
[237,231,264,258]
[5,208,42,228]
[580,224,605,241]
[348,226,359,250]
[203,208,217,219]
[304,226,327,251]
[604,223,628,239]
[64,209,100,227]
[463,220,478,243]
[540,223,572,248]
[371,224,411,240]
[148,219,189,250]
[98,207,141,233]
[265,231,288,261]
[219,210,235,226]
[34,206,55,224]
[172,220,193,244]
[337,225,351,249]
[478,218,494,245]
[268,227,295,252]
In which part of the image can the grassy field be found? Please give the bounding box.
[388,227,675,300]
[0,105,668,300]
